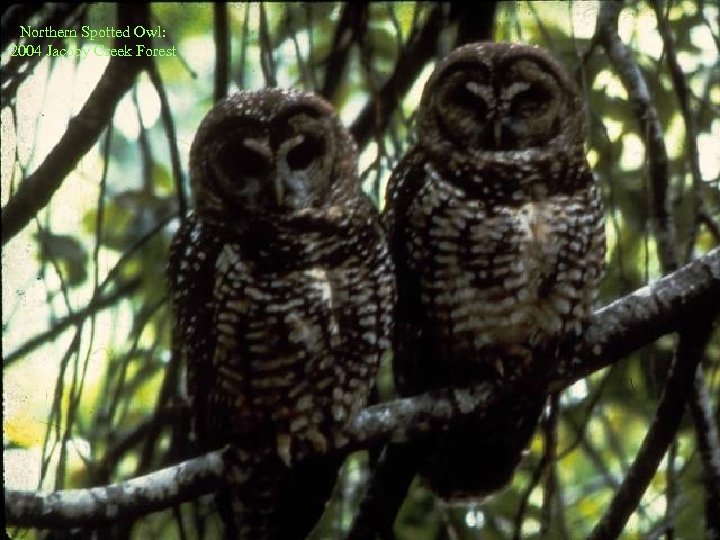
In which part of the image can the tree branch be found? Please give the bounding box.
[687,366,720,539]
[5,248,718,529]
[213,2,229,103]
[1,4,87,109]
[345,245,719,538]
[452,1,497,46]
[652,0,705,262]
[587,317,715,540]
[350,4,447,149]
[594,0,678,272]
[1,4,151,246]
[3,278,142,367]
[320,3,369,102]
[595,5,719,537]
[6,449,227,529]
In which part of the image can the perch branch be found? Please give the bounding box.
[5,248,719,529]
[345,245,720,538]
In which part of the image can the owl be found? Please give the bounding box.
[384,42,605,499]
[168,89,395,538]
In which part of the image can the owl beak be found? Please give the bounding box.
[273,175,285,207]
[275,134,313,209]
[493,117,503,149]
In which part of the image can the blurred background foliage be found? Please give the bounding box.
[2,2,719,539]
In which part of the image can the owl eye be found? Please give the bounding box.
[510,85,552,118]
[450,82,488,117]
[286,135,325,170]
[216,143,270,179]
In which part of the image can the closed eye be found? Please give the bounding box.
[286,135,325,170]
[450,82,488,118]
[216,144,270,178]
[510,85,552,118]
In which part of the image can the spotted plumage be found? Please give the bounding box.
[384,42,605,499]
[168,89,395,538]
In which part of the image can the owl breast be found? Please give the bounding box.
[197,215,393,458]
[404,159,597,368]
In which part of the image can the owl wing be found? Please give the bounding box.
[384,149,437,396]
[168,213,225,447]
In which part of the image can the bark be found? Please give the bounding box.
[5,247,719,529]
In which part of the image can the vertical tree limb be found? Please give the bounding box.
[591,3,719,537]
[652,0,705,262]
[688,366,720,539]
[452,1,497,46]
[258,2,277,88]
[321,3,369,102]
[587,318,715,540]
[147,63,187,218]
[595,0,678,272]
[346,444,418,539]
[213,2,229,103]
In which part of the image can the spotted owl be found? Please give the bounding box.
[168,89,395,538]
[384,42,605,499]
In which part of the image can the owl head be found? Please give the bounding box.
[190,89,358,219]
[417,42,585,153]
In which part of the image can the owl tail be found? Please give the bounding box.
[222,446,342,539]
[419,395,545,500]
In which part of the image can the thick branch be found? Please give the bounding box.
[1,4,151,246]
[5,248,719,528]
[345,245,720,538]
[595,6,719,537]
[452,1,497,46]
[6,449,226,528]
[346,444,418,540]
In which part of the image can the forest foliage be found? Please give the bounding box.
[2,2,719,539]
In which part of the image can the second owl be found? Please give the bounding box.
[385,42,605,499]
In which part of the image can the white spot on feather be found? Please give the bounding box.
[305,268,333,305]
